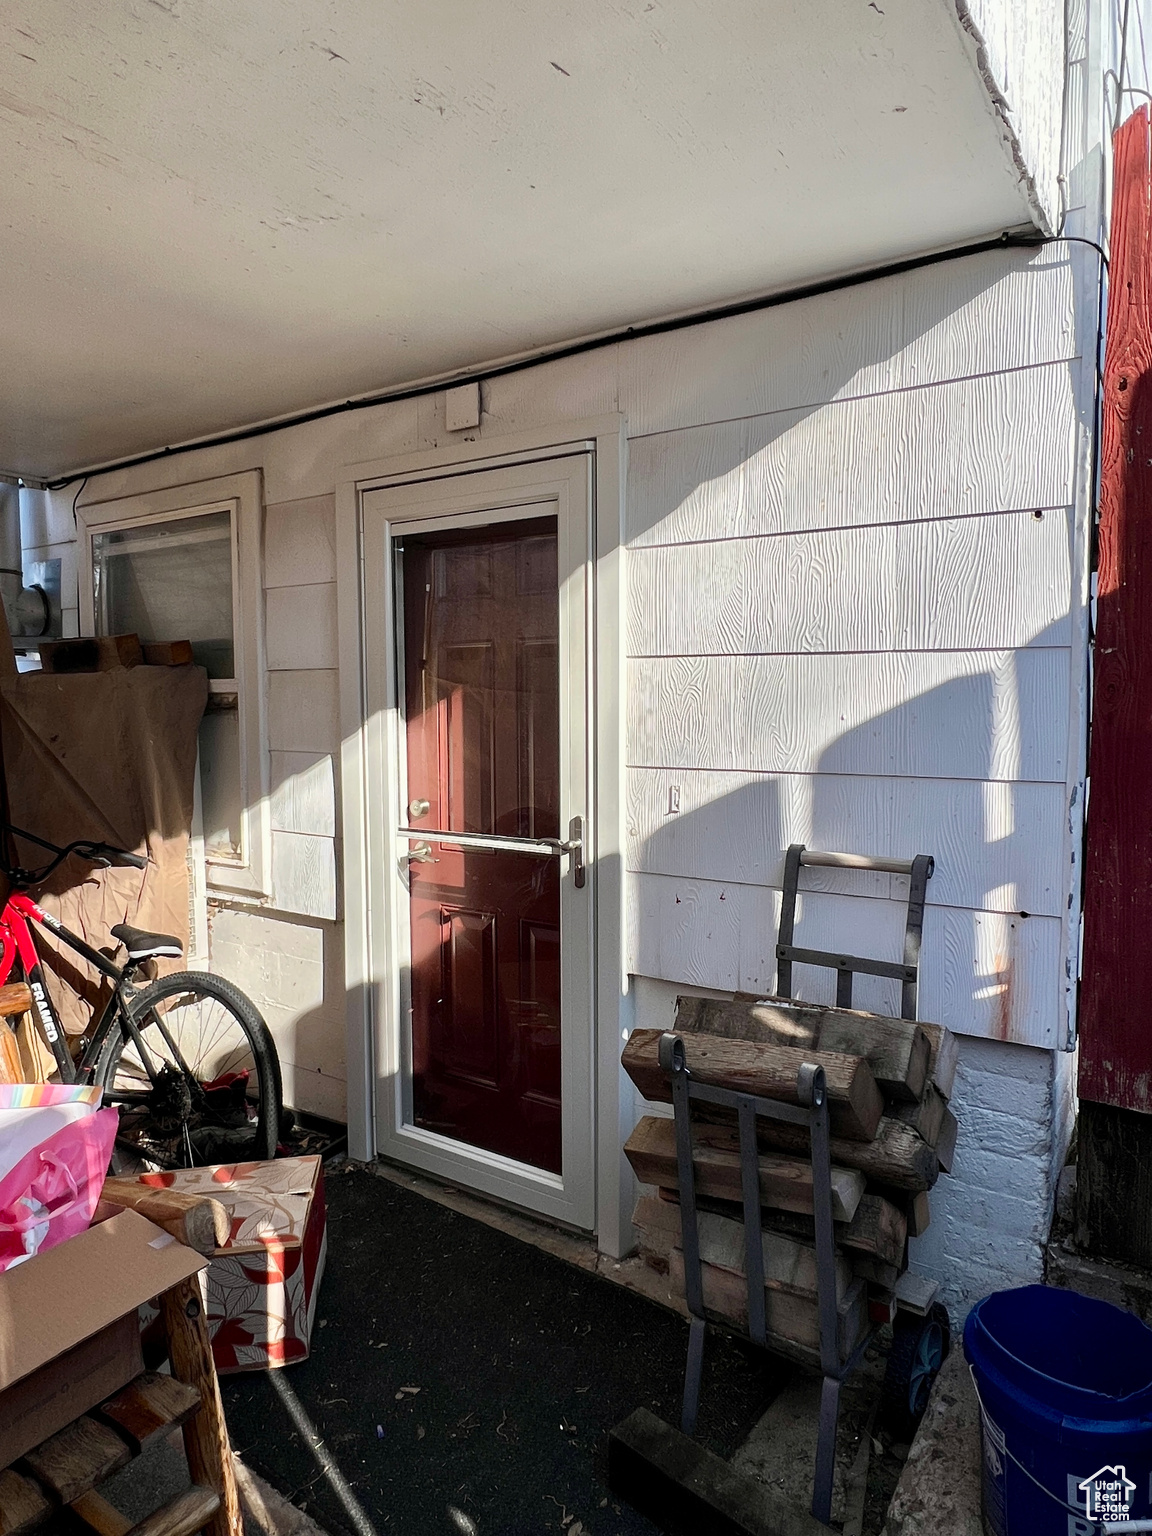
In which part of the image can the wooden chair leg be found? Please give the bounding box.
[159,1278,241,1536]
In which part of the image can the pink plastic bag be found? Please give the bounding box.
[0,1106,118,1271]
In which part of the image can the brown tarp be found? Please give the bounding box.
[0,666,208,1036]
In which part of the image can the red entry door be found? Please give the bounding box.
[400,516,563,1173]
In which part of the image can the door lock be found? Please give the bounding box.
[408,798,431,819]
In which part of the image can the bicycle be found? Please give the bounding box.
[0,823,283,1168]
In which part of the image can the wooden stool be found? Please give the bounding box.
[0,1276,240,1536]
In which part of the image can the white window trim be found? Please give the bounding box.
[77,470,270,901]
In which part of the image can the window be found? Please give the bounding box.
[78,472,269,898]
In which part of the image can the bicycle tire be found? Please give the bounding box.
[96,970,283,1167]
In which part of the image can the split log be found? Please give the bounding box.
[631,1195,853,1302]
[677,995,929,1103]
[871,1186,932,1240]
[624,1115,865,1222]
[918,1021,959,1101]
[97,1372,202,1453]
[0,990,35,1086]
[936,1107,959,1173]
[23,1418,130,1505]
[0,983,31,1017]
[15,1011,54,1082]
[0,1025,22,1085]
[657,1184,907,1268]
[836,1193,907,1268]
[667,1252,869,1358]
[622,1028,883,1142]
[0,1468,51,1536]
[905,1190,931,1239]
[100,1178,229,1255]
[693,1110,939,1193]
[847,1254,902,1290]
[891,1082,948,1147]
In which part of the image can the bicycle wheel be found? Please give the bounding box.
[96,970,283,1168]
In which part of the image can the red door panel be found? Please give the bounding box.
[401,516,562,1173]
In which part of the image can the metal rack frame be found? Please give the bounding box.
[659,1030,872,1527]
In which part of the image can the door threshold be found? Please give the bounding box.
[358,1154,685,1318]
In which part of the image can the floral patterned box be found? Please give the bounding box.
[137,1156,327,1373]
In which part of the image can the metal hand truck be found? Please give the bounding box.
[775,843,934,1019]
[660,844,943,1527]
[660,1030,869,1527]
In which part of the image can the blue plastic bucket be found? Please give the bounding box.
[964,1285,1152,1534]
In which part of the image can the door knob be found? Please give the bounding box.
[407,841,437,864]
[408,798,431,819]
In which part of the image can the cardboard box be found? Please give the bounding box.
[0,1209,207,1467]
[138,1157,327,1373]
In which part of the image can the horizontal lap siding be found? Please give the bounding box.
[628,650,1068,782]
[626,365,1076,547]
[626,769,1066,917]
[622,246,1083,1047]
[618,246,1076,438]
[626,873,1062,1047]
[629,508,1072,656]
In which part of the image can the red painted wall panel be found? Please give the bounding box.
[1080,107,1152,1110]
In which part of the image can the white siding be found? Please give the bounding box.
[618,244,1085,1050]
[208,906,346,1121]
[53,241,1091,1192]
[263,495,340,922]
[629,508,1072,656]
[627,769,1066,916]
[628,650,1068,783]
[626,366,1076,548]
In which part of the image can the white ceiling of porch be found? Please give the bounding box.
[2,0,1037,479]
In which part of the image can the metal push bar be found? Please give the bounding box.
[396,816,586,887]
[659,1030,870,1527]
[775,844,934,1020]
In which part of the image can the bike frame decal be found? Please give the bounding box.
[0,894,50,985]
[0,896,71,1071]
[0,892,131,1082]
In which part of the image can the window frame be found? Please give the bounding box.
[77,470,270,900]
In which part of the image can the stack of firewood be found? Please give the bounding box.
[621,996,958,1360]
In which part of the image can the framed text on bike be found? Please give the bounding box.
[76,470,270,902]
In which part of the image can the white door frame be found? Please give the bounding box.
[335,417,635,1254]
[364,462,592,1227]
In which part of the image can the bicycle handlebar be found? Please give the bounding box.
[1,824,149,885]
[105,848,148,870]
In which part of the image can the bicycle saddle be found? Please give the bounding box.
[111,923,183,961]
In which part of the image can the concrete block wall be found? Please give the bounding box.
[910,1035,1070,1318]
